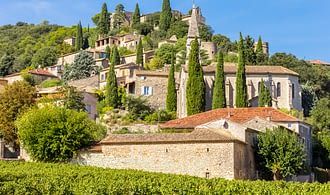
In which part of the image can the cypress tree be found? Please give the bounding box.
[166,51,177,113]
[132,3,141,28]
[212,52,226,109]
[136,38,143,67]
[105,46,111,60]
[111,45,120,66]
[258,79,272,107]
[256,36,268,65]
[256,36,263,54]
[186,38,205,116]
[98,3,110,37]
[105,62,118,108]
[235,33,248,107]
[75,21,83,51]
[159,0,172,32]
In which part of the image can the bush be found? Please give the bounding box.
[144,110,176,123]
[39,79,63,88]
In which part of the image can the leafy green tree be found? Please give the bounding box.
[212,52,226,109]
[166,51,177,113]
[244,35,256,65]
[186,38,205,115]
[75,21,83,50]
[82,26,90,50]
[257,127,306,180]
[39,79,63,88]
[301,83,318,117]
[113,4,125,30]
[256,36,263,54]
[310,98,330,132]
[258,79,272,107]
[111,45,120,66]
[159,0,172,32]
[61,85,86,111]
[31,47,58,68]
[124,95,152,121]
[16,106,106,162]
[155,43,175,64]
[105,62,118,108]
[136,38,144,67]
[167,20,188,39]
[105,45,111,60]
[255,36,268,65]
[145,56,163,70]
[235,33,248,107]
[0,81,35,144]
[199,24,213,42]
[212,34,232,53]
[132,3,141,28]
[98,3,110,36]
[0,48,15,76]
[62,51,94,82]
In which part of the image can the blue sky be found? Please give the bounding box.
[0,0,329,62]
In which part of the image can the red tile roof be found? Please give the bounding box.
[29,69,57,77]
[161,107,300,129]
[309,60,330,66]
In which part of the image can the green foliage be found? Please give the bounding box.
[224,53,238,63]
[112,4,126,30]
[199,24,213,41]
[0,47,15,76]
[256,36,263,54]
[39,79,63,88]
[132,3,141,28]
[144,109,176,123]
[301,83,318,117]
[62,51,95,82]
[105,63,118,108]
[75,22,83,50]
[105,45,111,60]
[20,68,36,86]
[235,33,248,107]
[145,56,163,70]
[258,79,272,107]
[255,36,268,65]
[159,0,172,32]
[98,3,110,36]
[167,20,188,39]
[124,95,152,121]
[31,46,58,68]
[136,38,144,67]
[212,52,226,109]
[60,85,86,112]
[0,81,35,144]
[2,161,330,194]
[166,51,177,113]
[309,98,330,132]
[155,43,175,65]
[135,23,153,36]
[257,127,306,180]
[118,47,134,56]
[16,106,106,162]
[244,35,256,65]
[212,34,233,53]
[186,38,205,115]
[111,45,121,66]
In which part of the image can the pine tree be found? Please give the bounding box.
[111,45,120,66]
[258,79,272,107]
[98,3,110,37]
[105,46,111,60]
[132,3,141,28]
[212,52,226,109]
[186,38,205,115]
[166,51,177,113]
[256,36,268,65]
[105,62,119,108]
[136,38,143,67]
[159,0,172,32]
[75,21,83,51]
[256,36,263,54]
[235,33,248,107]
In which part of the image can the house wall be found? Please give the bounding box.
[75,142,238,179]
[201,42,217,61]
[4,74,23,84]
[83,92,97,120]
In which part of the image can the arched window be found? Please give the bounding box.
[277,82,281,97]
[292,83,295,99]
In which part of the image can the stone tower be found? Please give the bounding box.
[185,4,201,65]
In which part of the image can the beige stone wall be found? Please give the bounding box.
[201,42,217,61]
[83,92,97,120]
[4,74,23,84]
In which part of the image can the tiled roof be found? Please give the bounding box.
[161,107,300,129]
[100,128,237,145]
[68,76,99,92]
[136,70,169,77]
[29,69,58,77]
[310,60,330,66]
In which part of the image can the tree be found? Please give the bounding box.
[31,47,58,68]
[166,51,177,113]
[212,34,232,53]
[199,24,213,42]
[0,81,35,144]
[255,36,268,65]
[132,3,141,28]
[257,127,306,180]
[0,48,15,76]
[301,83,317,117]
[82,26,90,50]
[105,45,111,60]
[16,106,106,162]
[186,38,205,115]
[167,20,189,39]
[155,43,175,65]
[258,79,272,107]
[159,0,172,32]
[98,3,110,36]
[75,21,83,50]
[136,38,144,67]
[105,62,118,108]
[111,45,120,66]
[62,51,94,82]
[212,52,226,109]
[235,33,248,107]
[244,35,256,65]
[256,36,263,54]
[61,85,86,112]
[112,4,125,30]
[310,98,330,132]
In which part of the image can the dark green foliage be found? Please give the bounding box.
[75,22,83,50]
[159,0,172,32]
[235,33,248,107]
[155,43,175,65]
[124,95,152,121]
[199,24,213,41]
[62,51,94,82]
[256,36,263,54]
[301,83,317,116]
[212,52,226,109]
[105,62,118,108]
[105,45,111,60]
[186,38,205,115]
[244,35,256,65]
[258,79,272,107]
[16,106,106,162]
[82,27,90,50]
[310,98,330,132]
[132,3,141,28]
[136,38,144,66]
[111,45,120,66]
[98,3,110,36]
[212,34,233,53]
[167,20,188,39]
[255,36,268,65]
[61,85,86,112]
[39,79,63,88]
[0,48,15,76]
[145,109,175,123]
[135,23,153,36]
[113,4,125,30]
[166,51,177,113]
[257,127,306,180]
[31,46,58,68]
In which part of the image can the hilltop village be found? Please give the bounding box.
[0,0,330,182]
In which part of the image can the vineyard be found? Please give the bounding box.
[0,161,330,194]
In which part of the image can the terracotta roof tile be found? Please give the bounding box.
[136,70,169,77]
[161,107,300,129]
[310,60,330,66]
[29,69,57,77]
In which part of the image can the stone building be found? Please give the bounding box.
[3,69,58,84]
[95,34,142,52]
[120,50,155,65]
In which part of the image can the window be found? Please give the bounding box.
[101,74,105,81]
[288,123,292,128]
[140,76,147,80]
[141,86,152,96]
[277,82,281,97]
[86,105,92,114]
[292,83,295,98]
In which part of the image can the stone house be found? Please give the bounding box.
[120,50,154,65]
[3,69,58,84]
[63,37,76,46]
[95,34,142,52]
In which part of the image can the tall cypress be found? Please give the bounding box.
[105,45,111,60]
[256,36,268,65]
[258,79,272,107]
[111,45,120,66]
[256,36,263,54]
[186,38,205,116]
[105,62,118,108]
[136,38,143,67]
[132,3,141,28]
[75,21,83,51]
[159,0,172,32]
[235,33,248,107]
[212,52,226,109]
[98,3,110,37]
[166,51,177,113]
